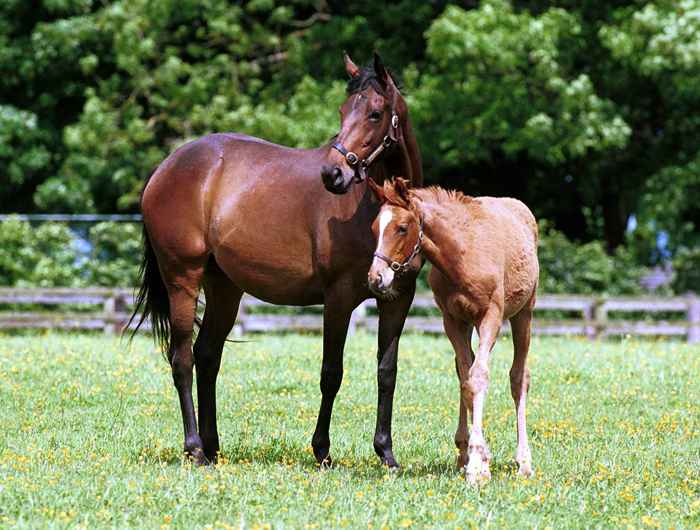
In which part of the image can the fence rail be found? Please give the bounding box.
[0,288,698,343]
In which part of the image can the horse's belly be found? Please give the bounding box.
[212,231,323,305]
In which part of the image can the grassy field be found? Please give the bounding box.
[0,332,698,529]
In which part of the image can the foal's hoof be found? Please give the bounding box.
[517,462,534,478]
[465,453,491,485]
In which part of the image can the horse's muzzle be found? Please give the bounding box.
[321,165,352,194]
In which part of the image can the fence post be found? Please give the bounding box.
[593,299,607,340]
[583,300,596,340]
[232,297,245,338]
[349,300,368,335]
[688,296,700,344]
[103,294,116,335]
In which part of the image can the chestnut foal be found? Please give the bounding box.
[367,178,539,484]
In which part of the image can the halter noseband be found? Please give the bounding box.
[332,111,400,183]
[373,215,424,275]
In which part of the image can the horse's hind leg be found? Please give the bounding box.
[509,299,535,478]
[194,262,243,463]
[165,262,207,464]
[442,314,473,470]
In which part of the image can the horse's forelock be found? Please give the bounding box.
[346,64,402,96]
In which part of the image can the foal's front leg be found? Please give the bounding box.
[464,307,502,485]
[442,314,474,470]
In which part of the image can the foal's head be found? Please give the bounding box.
[321,53,406,194]
[367,178,423,298]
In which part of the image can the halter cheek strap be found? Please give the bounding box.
[332,111,400,183]
[373,216,424,275]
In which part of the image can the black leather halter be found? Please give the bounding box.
[332,111,400,183]
[373,215,424,275]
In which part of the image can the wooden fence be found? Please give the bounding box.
[0,288,698,343]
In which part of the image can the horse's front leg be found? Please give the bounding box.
[373,282,416,468]
[311,288,356,467]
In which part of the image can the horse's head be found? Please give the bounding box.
[367,177,423,298]
[321,53,410,194]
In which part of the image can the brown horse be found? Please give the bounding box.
[367,178,539,484]
[129,54,423,468]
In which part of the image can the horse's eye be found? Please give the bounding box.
[397,225,408,235]
[369,111,382,122]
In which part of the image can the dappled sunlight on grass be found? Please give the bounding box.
[0,333,698,528]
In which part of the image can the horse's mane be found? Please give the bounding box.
[346,63,403,96]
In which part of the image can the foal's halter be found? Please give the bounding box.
[332,110,400,183]
[373,216,424,275]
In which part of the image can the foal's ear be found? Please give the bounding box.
[344,52,360,78]
[368,178,386,203]
[394,177,411,204]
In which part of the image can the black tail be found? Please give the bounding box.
[126,227,171,355]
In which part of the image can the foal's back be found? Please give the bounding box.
[426,193,539,321]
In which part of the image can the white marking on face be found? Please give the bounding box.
[378,209,393,246]
[371,208,396,289]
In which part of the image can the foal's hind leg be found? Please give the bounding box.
[509,301,535,478]
[442,314,473,470]
[194,264,243,462]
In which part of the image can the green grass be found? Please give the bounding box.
[0,332,699,529]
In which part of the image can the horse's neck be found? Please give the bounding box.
[399,116,423,186]
[371,115,423,186]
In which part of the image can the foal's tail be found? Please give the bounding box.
[126,226,171,355]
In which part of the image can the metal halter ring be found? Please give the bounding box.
[345,151,359,166]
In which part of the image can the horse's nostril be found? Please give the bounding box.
[332,166,342,179]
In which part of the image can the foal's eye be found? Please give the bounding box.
[369,111,382,122]
[397,225,408,235]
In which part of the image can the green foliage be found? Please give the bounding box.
[0,219,142,287]
[537,221,646,295]
[414,1,630,168]
[2,0,699,278]
[672,247,700,294]
[86,222,141,286]
[0,217,81,287]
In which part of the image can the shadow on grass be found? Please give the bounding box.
[134,440,520,479]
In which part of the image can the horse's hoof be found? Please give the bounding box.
[456,453,468,471]
[380,455,400,470]
[318,455,333,469]
[186,448,209,467]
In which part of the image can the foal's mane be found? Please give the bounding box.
[411,186,474,207]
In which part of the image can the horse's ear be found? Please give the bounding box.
[394,177,411,204]
[368,178,386,202]
[344,52,360,78]
[373,52,388,87]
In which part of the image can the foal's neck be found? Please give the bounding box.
[414,197,467,287]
